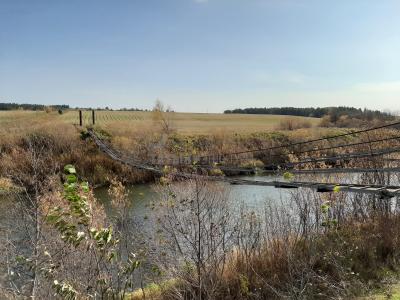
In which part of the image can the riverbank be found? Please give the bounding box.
[0,110,347,188]
[103,177,400,300]
[131,279,400,300]
[126,212,400,299]
[2,166,400,299]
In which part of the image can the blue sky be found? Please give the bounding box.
[1,0,400,112]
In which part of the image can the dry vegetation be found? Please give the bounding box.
[142,173,400,300]
[276,117,313,131]
[60,109,320,134]
[0,109,328,183]
[1,109,400,299]
[1,109,396,185]
[0,111,153,188]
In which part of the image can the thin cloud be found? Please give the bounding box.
[251,70,309,86]
[354,81,400,93]
[280,71,308,84]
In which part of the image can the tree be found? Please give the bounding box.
[155,178,235,299]
[152,99,174,134]
[7,164,143,299]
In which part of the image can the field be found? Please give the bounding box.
[60,109,320,134]
[0,109,321,135]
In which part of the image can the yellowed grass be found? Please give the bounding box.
[0,177,14,191]
[59,110,320,135]
[0,110,320,135]
[357,283,400,299]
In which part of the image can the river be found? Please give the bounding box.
[94,174,292,223]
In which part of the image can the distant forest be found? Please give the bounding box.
[224,106,394,120]
[0,103,69,111]
[0,103,149,112]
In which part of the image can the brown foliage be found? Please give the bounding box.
[276,118,313,131]
[153,174,400,300]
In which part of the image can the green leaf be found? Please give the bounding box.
[64,164,76,175]
[81,182,89,193]
[283,172,294,181]
[333,185,341,193]
[66,174,77,184]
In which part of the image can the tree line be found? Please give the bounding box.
[0,103,149,111]
[0,102,69,111]
[224,106,394,120]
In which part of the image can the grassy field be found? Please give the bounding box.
[59,109,320,134]
[0,108,328,195]
[0,110,64,137]
[0,109,320,134]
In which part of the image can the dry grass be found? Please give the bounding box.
[0,109,322,137]
[59,110,320,134]
[0,177,14,192]
[358,283,400,299]
[217,216,400,299]
[0,110,344,184]
[276,117,313,131]
[153,208,400,300]
[0,110,329,173]
[0,111,152,186]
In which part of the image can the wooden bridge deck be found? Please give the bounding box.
[230,179,400,197]
[262,167,400,174]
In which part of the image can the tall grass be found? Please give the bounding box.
[0,112,152,187]
[150,174,400,300]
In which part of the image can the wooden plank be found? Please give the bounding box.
[264,167,400,175]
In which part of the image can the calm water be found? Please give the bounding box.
[93,171,400,236]
[0,174,291,238]
[94,175,292,221]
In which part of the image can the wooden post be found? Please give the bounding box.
[92,110,95,125]
[79,110,83,126]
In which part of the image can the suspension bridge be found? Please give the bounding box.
[87,120,400,199]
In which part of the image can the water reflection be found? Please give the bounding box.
[94,175,292,222]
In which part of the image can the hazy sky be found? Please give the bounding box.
[1,0,400,112]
